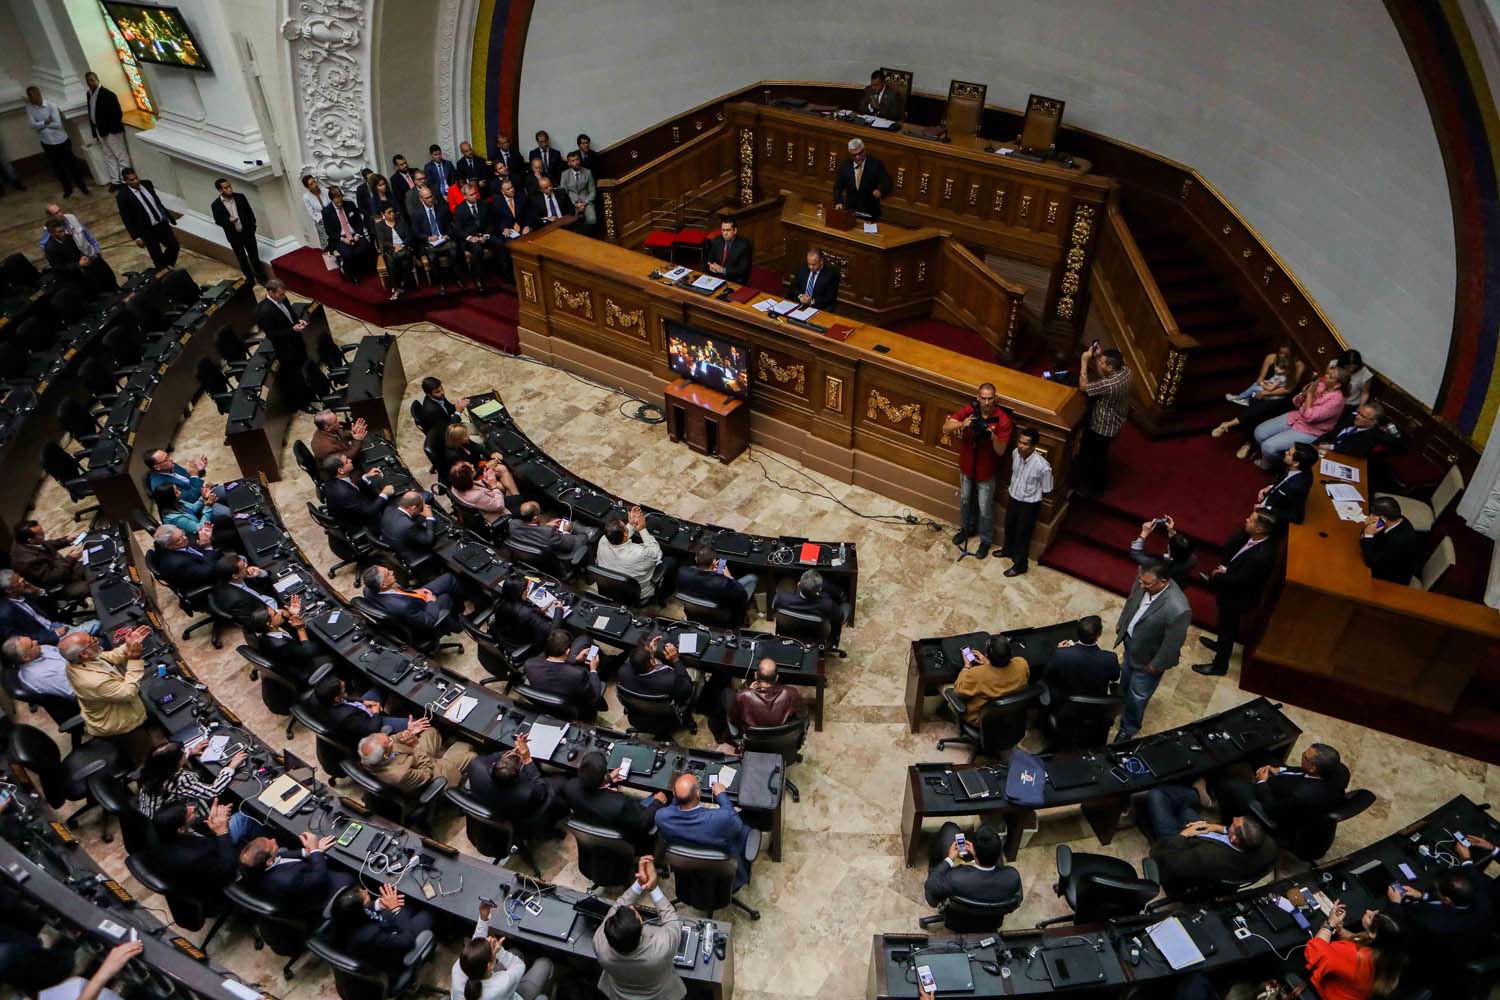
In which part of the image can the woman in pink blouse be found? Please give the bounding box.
[448,460,518,526]
[1250,367,1348,468]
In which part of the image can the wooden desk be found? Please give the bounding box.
[344,333,407,443]
[511,229,1087,544]
[1245,456,1500,721]
[664,378,748,462]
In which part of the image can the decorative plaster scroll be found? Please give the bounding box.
[281,0,376,188]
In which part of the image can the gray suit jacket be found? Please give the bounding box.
[1113,580,1191,671]
[593,883,685,1000]
[558,166,596,208]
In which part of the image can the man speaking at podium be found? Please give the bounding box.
[833,138,891,220]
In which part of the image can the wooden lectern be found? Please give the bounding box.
[664,378,748,464]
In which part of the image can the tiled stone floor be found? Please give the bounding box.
[6,185,1499,1000]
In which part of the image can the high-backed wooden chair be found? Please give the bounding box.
[1020,94,1066,152]
[879,67,914,122]
[944,80,988,139]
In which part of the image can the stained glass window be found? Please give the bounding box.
[98,2,156,115]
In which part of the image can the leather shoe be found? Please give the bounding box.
[1192,663,1229,677]
[1198,636,1220,652]
[1003,566,1027,577]
[952,530,970,546]
[975,542,990,558]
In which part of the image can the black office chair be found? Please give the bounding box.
[458,618,525,688]
[234,646,300,739]
[918,890,1024,932]
[1036,845,1161,927]
[307,896,440,1000]
[7,724,122,837]
[677,591,734,628]
[617,687,692,740]
[339,757,446,828]
[40,441,100,521]
[144,547,225,648]
[0,665,82,736]
[1247,788,1376,863]
[308,503,377,577]
[223,879,314,980]
[1042,692,1124,752]
[587,564,649,608]
[57,395,104,448]
[444,786,539,874]
[50,288,88,323]
[662,834,761,919]
[86,772,152,854]
[0,251,41,289]
[937,684,1045,761]
[741,719,807,803]
[349,594,463,657]
[773,607,844,658]
[160,267,201,307]
[568,820,639,890]
[15,316,56,355]
[409,399,435,438]
[102,322,147,367]
[317,330,358,379]
[512,683,580,722]
[215,325,254,371]
[504,534,576,581]
[78,355,126,403]
[446,492,506,542]
[289,685,350,785]
[195,357,237,414]
[125,851,233,949]
[303,360,351,412]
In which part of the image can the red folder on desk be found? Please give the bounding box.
[823,324,855,342]
[728,285,760,303]
[799,542,821,564]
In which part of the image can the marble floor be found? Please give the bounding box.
[6,186,1500,1000]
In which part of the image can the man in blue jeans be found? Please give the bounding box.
[942,383,1013,559]
[1112,562,1192,742]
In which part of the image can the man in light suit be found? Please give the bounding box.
[655,773,753,889]
[558,150,596,230]
[832,137,892,219]
[594,856,686,1000]
[1194,509,1279,677]
[790,248,840,311]
[1112,561,1191,742]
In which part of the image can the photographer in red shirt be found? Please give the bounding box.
[942,383,1013,558]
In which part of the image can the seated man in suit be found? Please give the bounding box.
[358,724,475,798]
[246,598,326,683]
[564,750,669,854]
[1,634,77,713]
[422,144,457,203]
[594,857,684,1000]
[656,773,754,889]
[832,137,891,219]
[410,185,465,294]
[237,831,354,909]
[770,568,850,652]
[0,569,98,642]
[313,676,412,744]
[923,823,1021,908]
[704,218,752,284]
[595,507,673,603]
[378,490,438,567]
[1316,401,1394,459]
[42,213,116,294]
[1360,496,1423,584]
[1193,508,1280,677]
[361,564,466,638]
[951,635,1030,724]
[1210,742,1350,834]
[492,178,536,240]
[790,248,840,311]
[509,500,589,568]
[1256,443,1314,524]
[11,519,88,600]
[1388,868,1497,990]
[676,543,759,626]
[465,732,570,840]
[618,635,697,709]
[144,448,210,499]
[370,204,417,300]
[143,799,240,894]
[211,554,280,627]
[727,658,805,737]
[450,183,503,291]
[323,453,394,527]
[415,375,467,430]
[150,524,219,589]
[859,69,901,120]
[558,151,597,230]
[321,186,375,282]
[309,411,368,466]
[402,169,429,218]
[326,884,435,980]
[522,627,604,719]
[1042,615,1119,705]
[1148,813,1277,897]
[531,176,574,227]
[528,131,563,184]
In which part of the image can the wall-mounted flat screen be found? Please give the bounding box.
[102,3,211,71]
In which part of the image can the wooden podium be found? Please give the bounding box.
[664,378,748,464]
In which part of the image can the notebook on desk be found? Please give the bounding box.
[1138,741,1195,779]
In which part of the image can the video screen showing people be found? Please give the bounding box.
[103,3,210,71]
[666,325,749,399]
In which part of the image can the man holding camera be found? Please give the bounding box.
[943,383,1013,558]
[1077,342,1132,497]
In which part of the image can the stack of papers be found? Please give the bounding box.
[1146,917,1205,969]
[750,299,777,313]
[691,274,725,292]
[712,766,737,790]
[1333,502,1366,523]
[470,399,503,419]
[1326,483,1365,503]
[1320,458,1360,482]
[443,695,478,724]
[771,300,799,316]
[527,722,568,760]
[676,632,700,655]
[790,307,819,321]
[662,266,691,282]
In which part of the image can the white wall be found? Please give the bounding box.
[517,0,1456,406]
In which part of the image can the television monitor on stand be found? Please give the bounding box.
[666,321,749,400]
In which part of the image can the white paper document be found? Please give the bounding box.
[444,695,478,724]
[790,307,819,321]
[867,116,894,129]
[1147,916,1206,969]
[526,722,569,760]
[862,222,879,234]
[771,300,799,316]
[1333,501,1366,523]
[1320,458,1360,482]
[677,632,700,655]
[751,299,777,313]
[713,766,738,790]
[691,274,725,292]
[662,266,691,281]
[1325,483,1364,503]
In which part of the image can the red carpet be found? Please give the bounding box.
[272,247,520,353]
[893,318,996,363]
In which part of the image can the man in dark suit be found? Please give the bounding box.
[451,183,503,290]
[410,186,463,294]
[509,500,589,567]
[353,167,377,218]
[415,376,466,431]
[1193,508,1280,677]
[211,554,280,628]
[254,279,312,408]
[321,186,375,281]
[327,885,435,980]
[370,205,417,299]
[1256,442,1313,524]
[770,569,850,651]
[84,72,130,188]
[1388,868,1496,991]
[563,750,668,854]
[422,144,458,203]
[453,141,486,189]
[151,524,218,589]
[116,167,179,268]
[618,636,697,707]
[248,603,326,682]
[677,544,759,626]
[1211,742,1350,833]
[832,137,892,219]
[491,134,528,183]
[466,734,569,840]
[1042,615,1119,704]
[1149,814,1277,897]
[859,70,901,120]
[790,248,840,311]
[378,491,438,567]
[0,571,69,645]
[362,564,465,638]
[144,801,240,895]
[492,178,536,238]
[389,154,419,220]
[313,677,410,744]
[528,130,564,184]
[210,178,265,283]
[530,176,574,227]
[323,453,394,526]
[655,774,754,889]
[573,134,602,177]
[704,218,752,284]
[923,823,1022,908]
[237,831,354,909]
[1316,402,1394,459]
[523,628,604,719]
[1360,496,1423,584]
[41,214,116,294]
[1112,562,1192,742]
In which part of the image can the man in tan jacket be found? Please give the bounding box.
[951,635,1030,724]
[356,719,474,797]
[61,626,155,760]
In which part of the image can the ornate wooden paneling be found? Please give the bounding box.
[754,346,809,399]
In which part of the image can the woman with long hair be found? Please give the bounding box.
[1246,366,1348,467]
[1305,901,1406,999]
[450,901,553,1000]
[153,482,208,534]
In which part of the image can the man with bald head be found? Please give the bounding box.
[378,490,437,566]
[62,626,155,760]
[654,772,754,889]
[309,411,367,465]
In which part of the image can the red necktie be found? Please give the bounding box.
[722,240,729,264]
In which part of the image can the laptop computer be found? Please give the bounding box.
[574,894,612,925]
[1042,945,1106,987]
[918,952,974,992]
[454,543,494,573]
[1046,756,1097,792]
[1137,741,1195,779]
[567,491,613,520]
[510,897,577,941]
[712,532,753,558]
[521,463,560,490]
[361,648,412,685]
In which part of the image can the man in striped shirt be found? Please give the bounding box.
[1000,427,1054,576]
[1077,345,1132,497]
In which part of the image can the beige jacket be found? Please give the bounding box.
[66,645,147,737]
[370,727,474,796]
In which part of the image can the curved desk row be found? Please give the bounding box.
[467,392,861,620]
[79,524,738,1000]
[222,303,328,483]
[873,794,1496,998]
[904,620,1078,731]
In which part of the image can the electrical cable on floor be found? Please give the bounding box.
[746,444,947,530]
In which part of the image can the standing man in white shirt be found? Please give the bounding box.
[210,178,266,284]
[85,72,131,189]
[115,167,179,268]
[1112,562,1192,743]
[25,86,90,198]
[999,426,1053,577]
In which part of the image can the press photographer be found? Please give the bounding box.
[942,383,1013,558]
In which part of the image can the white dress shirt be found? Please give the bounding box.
[1125,588,1158,638]
[17,645,74,700]
[594,528,664,600]
[1007,449,1054,503]
[27,101,67,145]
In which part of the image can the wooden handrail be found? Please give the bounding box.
[1107,205,1194,351]
[931,239,1027,359]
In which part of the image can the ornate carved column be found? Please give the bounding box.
[280,0,375,189]
[433,0,476,156]
[737,127,755,205]
[1042,194,1107,355]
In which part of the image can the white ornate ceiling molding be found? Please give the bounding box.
[279,0,375,188]
[435,0,476,156]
